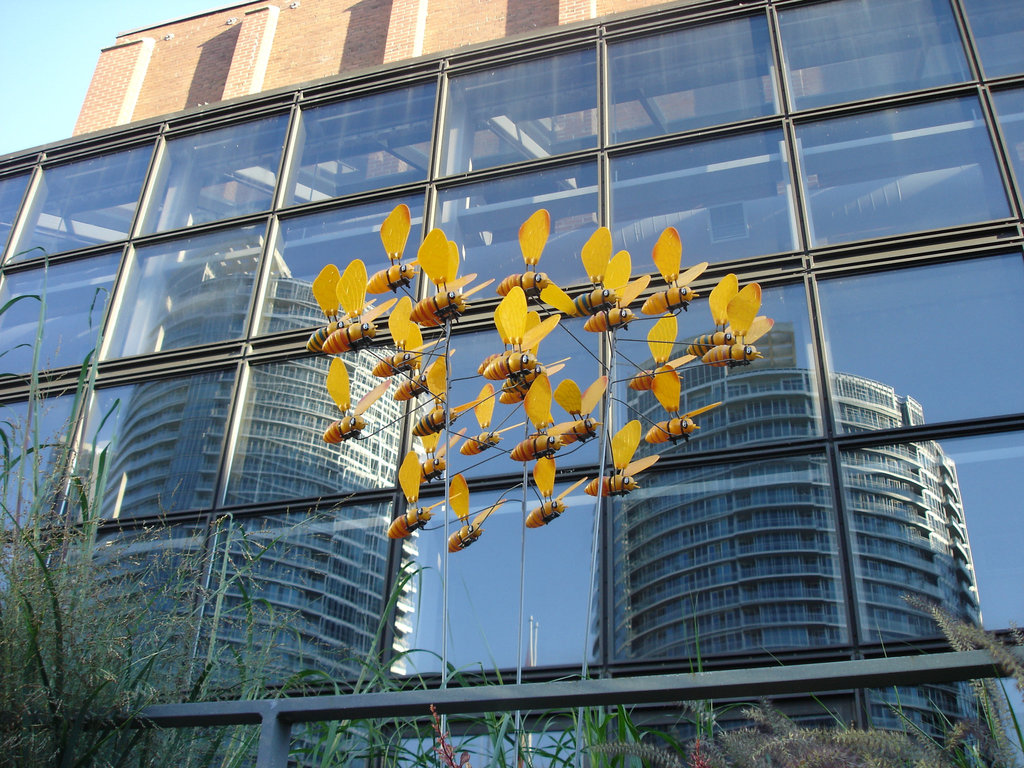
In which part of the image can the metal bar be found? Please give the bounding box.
[255,704,292,768]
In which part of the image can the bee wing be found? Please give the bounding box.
[312,265,341,318]
[540,283,577,316]
[611,420,642,471]
[399,451,422,503]
[353,378,391,416]
[617,274,650,309]
[388,296,414,346]
[525,373,553,431]
[362,296,397,324]
[446,240,462,285]
[441,427,467,457]
[521,314,560,354]
[624,452,660,478]
[474,383,495,429]
[519,209,550,267]
[326,358,351,413]
[381,203,412,261]
[450,396,485,422]
[745,315,774,344]
[555,475,589,502]
[337,259,369,319]
[726,283,761,338]
[426,356,447,399]
[652,227,682,285]
[553,378,583,416]
[472,500,504,528]
[647,315,677,365]
[417,229,451,286]
[495,421,525,435]
[709,273,739,327]
[676,261,709,288]
[420,431,440,455]
[580,376,607,415]
[460,278,494,301]
[665,353,696,370]
[604,250,632,294]
[496,286,527,346]
[651,366,681,414]
[533,456,556,499]
[581,227,612,284]
[449,474,469,522]
[543,362,566,377]
[682,401,722,420]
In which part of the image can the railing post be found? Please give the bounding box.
[256,702,291,768]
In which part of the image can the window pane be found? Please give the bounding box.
[104,225,264,359]
[611,129,797,272]
[0,253,119,373]
[818,254,1024,431]
[0,172,30,260]
[85,369,236,519]
[614,282,820,458]
[261,195,424,336]
[612,456,846,661]
[992,87,1024,204]
[778,0,970,111]
[962,0,1024,78]
[797,97,1011,247]
[841,440,983,644]
[287,84,435,204]
[440,50,598,175]
[11,147,151,261]
[608,15,778,143]
[141,115,288,234]
[225,354,402,506]
[435,162,598,288]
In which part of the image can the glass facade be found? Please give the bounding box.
[1,0,1022,731]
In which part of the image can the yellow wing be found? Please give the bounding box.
[449,474,469,522]
[362,297,397,325]
[472,500,503,528]
[651,367,681,414]
[519,209,550,267]
[709,273,738,327]
[540,283,578,316]
[604,250,632,294]
[447,240,461,286]
[624,453,659,478]
[581,227,612,284]
[474,383,495,429]
[337,259,368,319]
[553,378,582,416]
[677,261,708,288]
[525,373,553,431]
[326,358,351,413]
[726,283,761,338]
[746,315,774,344]
[618,274,650,309]
[381,204,412,261]
[312,265,341,318]
[426,356,447,400]
[389,296,420,349]
[399,451,421,503]
[556,476,589,502]
[495,286,527,346]
[534,456,556,499]
[418,229,451,286]
[652,227,682,285]
[580,376,606,415]
[353,378,390,416]
[420,431,440,455]
[647,315,677,365]
[682,401,722,420]
[522,314,560,354]
[611,420,642,471]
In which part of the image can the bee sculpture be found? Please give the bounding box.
[628,315,695,392]
[509,373,568,463]
[585,420,660,497]
[552,376,605,445]
[418,428,464,483]
[686,274,773,364]
[371,296,427,378]
[496,209,555,299]
[321,259,396,355]
[410,229,493,327]
[322,358,391,443]
[641,227,708,316]
[367,203,419,295]
[643,364,722,444]
[460,383,523,456]
[447,474,505,552]
[411,355,485,437]
[525,457,588,528]
[388,451,444,539]
[306,265,343,353]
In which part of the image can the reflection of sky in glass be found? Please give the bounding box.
[0,172,30,259]
[961,0,1024,78]
[992,87,1024,208]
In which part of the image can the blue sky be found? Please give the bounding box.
[0,1,224,157]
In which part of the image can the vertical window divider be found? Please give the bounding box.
[212,360,252,512]
[272,100,304,211]
[978,84,1024,221]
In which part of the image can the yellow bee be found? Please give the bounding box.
[525,457,588,528]
[447,475,504,552]
[459,383,523,456]
[320,259,396,354]
[509,374,568,462]
[496,209,554,299]
[371,297,434,378]
[645,402,722,444]
[552,375,605,445]
[585,420,660,497]
[306,320,340,353]
[411,399,479,438]
[322,359,390,443]
[418,429,463,483]
[482,350,537,381]
[629,316,695,392]
[700,281,772,368]
[410,229,492,327]
[640,227,708,316]
[686,330,733,358]
[367,204,419,295]
[306,265,343,352]
[388,451,443,539]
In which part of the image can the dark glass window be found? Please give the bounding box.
[10,147,151,261]
[610,129,797,273]
[262,195,425,336]
[778,0,970,111]
[104,225,265,359]
[440,50,598,175]
[817,253,1024,430]
[435,162,598,288]
[608,15,778,143]
[962,0,1024,78]
[796,97,1011,246]
[287,84,435,204]
[992,87,1024,203]
[0,253,119,373]
[0,173,30,260]
[141,115,288,234]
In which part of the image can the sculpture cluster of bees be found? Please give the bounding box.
[306,205,772,553]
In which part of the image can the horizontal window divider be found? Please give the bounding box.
[298,64,443,107]
[94,348,243,388]
[605,116,787,157]
[647,437,829,473]
[434,150,600,188]
[788,83,986,125]
[987,75,1024,94]
[0,364,96,404]
[161,96,298,138]
[831,413,1024,451]
[2,241,128,273]
[93,512,212,538]
[274,183,430,221]
[212,488,399,521]
[442,30,600,75]
[601,0,767,40]
[0,153,42,174]
[128,211,274,247]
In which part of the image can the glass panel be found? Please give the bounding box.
[396,482,596,675]
[435,162,598,289]
[287,84,435,204]
[0,172,30,260]
[962,0,1024,78]
[83,369,236,519]
[104,225,264,359]
[992,87,1024,204]
[10,147,151,260]
[608,15,778,143]
[225,353,402,506]
[612,456,845,661]
[261,195,424,336]
[0,252,119,373]
[797,97,1011,247]
[778,0,970,111]
[610,129,797,273]
[867,684,979,740]
[440,50,598,175]
[818,253,1024,431]
[208,506,392,683]
[141,115,288,234]
[614,282,820,458]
